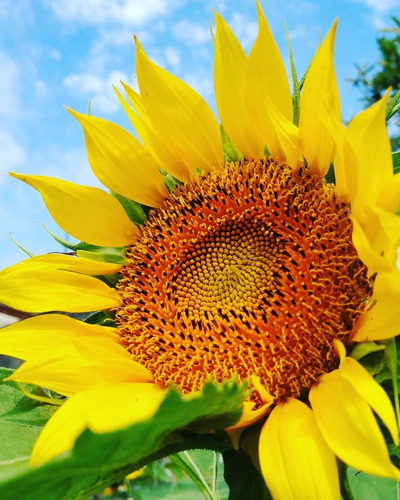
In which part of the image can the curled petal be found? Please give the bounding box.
[353,270,400,342]
[310,370,400,480]
[336,347,399,444]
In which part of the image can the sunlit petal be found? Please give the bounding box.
[259,398,340,500]
[353,270,400,342]
[67,108,167,207]
[10,173,138,247]
[30,382,166,466]
[135,38,223,175]
[310,370,400,480]
[0,313,118,360]
[0,255,120,313]
[335,343,398,444]
[214,13,261,159]
[6,337,154,396]
[245,2,298,164]
[299,21,340,176]
[344,91,392,217]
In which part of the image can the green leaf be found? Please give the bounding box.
[0,379,246,500]
[346,467,398,500]
[170,450,225,500]
[0,368,58,482]
[222,449,270,500]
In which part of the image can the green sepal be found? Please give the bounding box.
[0,368,58,482]
[285,22,300,127]
[325,162,336,184]
[40,223,127,264]
[164,173,180,191]
[220,125,243,163]
[83,310,117,327]
[75,248,126,265]
[0,379,246,500]
[349,341,386,361]
[112,192,147,225]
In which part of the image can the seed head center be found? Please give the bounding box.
[116,160,372,405]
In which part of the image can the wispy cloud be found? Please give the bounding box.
[43,0,184,26]
[172,20,211,45]
[352,0,399,27]
[63,71,137,114]
[0,130,26,179]
[227,13,258,50]
[0,51,22,120]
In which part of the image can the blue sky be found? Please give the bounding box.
[0,0,399,269]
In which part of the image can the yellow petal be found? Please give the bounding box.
[377,172,400,213]
[67,108,167,208]
[365,205,400,264]
[0,256,120,313]
[214,13,262,160]
[344,91,392,217]
[30,382,166,466]
[7,337,153,396]
[299,21,340,176]
[245,3,298,165]
[0,313,118,361]
[351,217,392,276]
[310,369,400,480]
[117,83,189,181]
[4,253,122,275]
[320,102,347,199]
[249,1,292,121]
[259,398,340,500]
[336,345,399,444]
[353,270,400,342]
[135,38,223,175]
[10,173,138,247]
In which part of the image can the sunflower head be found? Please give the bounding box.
[1,2,400,499]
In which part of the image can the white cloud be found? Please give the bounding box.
[227,13,258,50]
[165,46,181,67]
[173,20,212,45]
[44,0,183,26]
[353,0,399,12]
[184,73,213,100]
[92,27,152,54]
[352,0,399,27]
[0,51,22,120]
[63,70,137,114]
[0,129,27,179]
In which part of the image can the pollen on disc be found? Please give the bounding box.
[116,160,373,406]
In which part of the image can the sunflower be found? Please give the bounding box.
[1,2,400,498]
